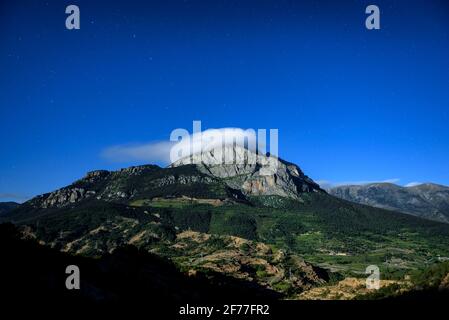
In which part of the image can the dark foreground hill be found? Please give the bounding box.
[0,223,280,307]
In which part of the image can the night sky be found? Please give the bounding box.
[1,0,449,201]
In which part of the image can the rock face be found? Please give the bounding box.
[40,187,97,208]
[170,145,322,199]
[329,183,449,223]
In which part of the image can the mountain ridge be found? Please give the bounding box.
[0,201,20,216]
[16,145,323,212]
[329,182,449,223]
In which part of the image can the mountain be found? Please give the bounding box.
[3,147,449,299]
[0,201,20,216]
[329,183,449,223]
[12,146,322,215]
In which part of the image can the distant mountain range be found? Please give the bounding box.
[0,201,19,216]
[329,183,449,224]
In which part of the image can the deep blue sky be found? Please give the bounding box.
[1,0,449,201]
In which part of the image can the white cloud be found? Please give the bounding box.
[314,180,334,190]
[101,141,175,164]
[317,178,400,189]
[101,127,266,165]
[405,182,422,187]
[0,193,30,202]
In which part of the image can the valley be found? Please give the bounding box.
[2,147,449,300]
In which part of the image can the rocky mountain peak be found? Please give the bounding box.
[170,144,322,199]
